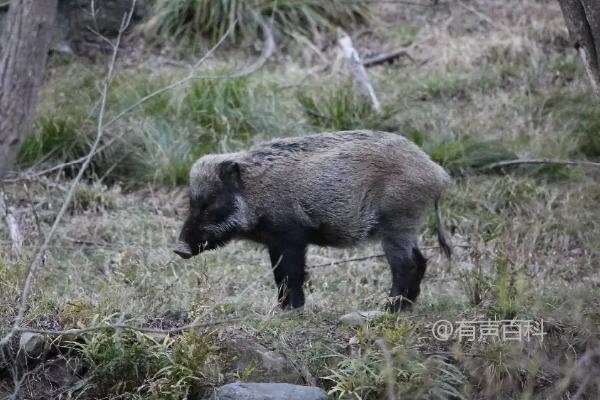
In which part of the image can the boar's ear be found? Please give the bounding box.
[218,160,243,188]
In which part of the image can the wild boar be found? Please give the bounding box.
[174,130,451,311]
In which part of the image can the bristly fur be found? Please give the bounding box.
[177,130,452,310]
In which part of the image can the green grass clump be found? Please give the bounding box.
[75,329,224,399]
[128,122,200,187]
[25,67,296,187]
[18,117,91,169]
[72,188,118,212]
[142,0,370,46]
[542,92,600,158]
[412,133,517,175]
[297,82,398,132]
[108,74,291,186]
[325,316,467,400]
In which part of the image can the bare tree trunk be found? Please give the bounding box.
[558,0,600,96]
[0,0,57,179]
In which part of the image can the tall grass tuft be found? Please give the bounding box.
[542,92,600,158]
[18,117,92,170]
[413,134,517,175]
[142,0,371,46]
[73,329,224,398]
[297,82,398,132]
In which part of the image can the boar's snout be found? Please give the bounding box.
[173,241,197,259]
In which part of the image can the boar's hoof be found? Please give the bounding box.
[174,242,194,259]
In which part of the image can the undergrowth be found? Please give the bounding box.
[141,0,371,49]
[73,329,225,399]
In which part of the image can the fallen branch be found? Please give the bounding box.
[307,245,470,269]
[338,32,381,112]
[308,253,387,269]
[363,48,414,68]
[0,1,136,348]
[481,158,600,170]
[0,192,22,257]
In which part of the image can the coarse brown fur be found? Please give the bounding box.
[175,130,451,311]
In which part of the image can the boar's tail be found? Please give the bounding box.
[435,197,452,259]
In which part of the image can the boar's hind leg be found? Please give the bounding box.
[382,234,427,312]
[268,237,307,310]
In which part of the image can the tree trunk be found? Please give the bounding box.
[558,0,600,96]
[0,0,57,179]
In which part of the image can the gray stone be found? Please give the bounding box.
[0,0,147,54]
[19,332,48,359]
[225,332,302,383]
[207,383,328,400]
[45,357,86,387]
[339,310,385,327]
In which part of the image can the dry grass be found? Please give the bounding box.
[1,0,599,399]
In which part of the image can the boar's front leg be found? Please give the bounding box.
[267,232,307,310]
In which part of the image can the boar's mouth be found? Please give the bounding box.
[174,240,223,259]
[173,241,199,259]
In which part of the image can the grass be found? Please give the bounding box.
[297,82,399,132]
[74,329,225,398]
[541,91,600,158]
[18,117,92,172]
[141,0,371,49]
[2,0,600,398]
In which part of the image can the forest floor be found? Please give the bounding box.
[1,1,599,399]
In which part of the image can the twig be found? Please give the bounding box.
[0,0,136,348]
[308,253,387,269]
[481,158,600,170]
[363,48,414,67]
[307,245,470,269]
[359,0,444,5]
[338,32,381,113]
[0,192,22,257]
[230,11,275,78]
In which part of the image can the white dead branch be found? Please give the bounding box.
[338,33,381,113]
[0,192,22,257]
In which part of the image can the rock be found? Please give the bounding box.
[45,356,86,387]
[0,0,147,54]
[206,383,328,400]
[59,0,147,40]
[224,332,302,383]
[339,311,385,327]
[19,332,48,359]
